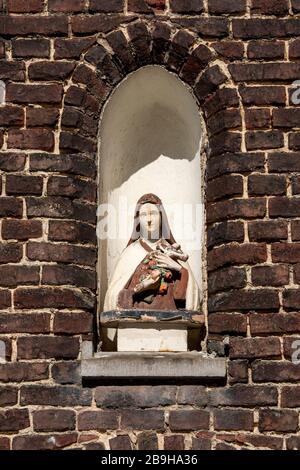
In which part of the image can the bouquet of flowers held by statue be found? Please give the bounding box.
[133,241,189,299]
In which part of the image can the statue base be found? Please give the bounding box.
[99,310,205,352]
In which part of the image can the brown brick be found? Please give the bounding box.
[240,86,286,105]
[292,221,300,240]
[20,385,92,406]
[33,409,76,432]
[204,89,239,118]
[29,153,95,178]
[7,129,54,151]
[289,132,300,150]
[0,16,68,36]
[208,198,266,225]
[230,337,281,359]
[12,39,50,58]
[208,243,267,271]
[0,152,26,172]
[2,220,42,240]
[0,362,48,383]
[15,286,94,310]
[251,265,289,286]
[17,336,79,360]
[0,106,24,127]
[28,61,75,81]
[0,265,39,287]
[177,386,207,407]
[169,410,209,431]
[0,60,25,81]
[53,311,93,334]
[270,197,300,218]
[0,198,23,218]
[48,220,96,244]
[90,0,124,12]
[51,361,80,385]
[283,289,300,309]
[209,289,279,312]
[170,16,228,38]
[120,410,164,431]
[228,360,248,384]
[208,0,246,13]
[137,432,158,450]
[192,436,212,450]
[209,313,247,334]
[47,176,96,202]
[27,242,95,267]
[269,152,300,173]
[13,433,77,450]
[214,409,253,431]
[250,313,300,335]
[251,0,289,15]
[212,41,244,61]
[0,437,9,450]
[209,385,278,407]
[287,436,300,451]
[128,0,165,12]
[207,221,244,249]
[293,263,300,283]
[194,66,227,103]
[208,267,246,294]
[248,175,286,196]
[26,107,59,127]
[0,313,50,334]
[78,410,118,430]
[164,435,185,450]
[252,360,300,383]
[231,62,300,80]
[207,175,243,202]
[6,175,43,195]
[109,435,132,450]
[283,336,300,360]
[7,0,43,12]
[0,243,22,263]
[292,0,300,12]
[6,83,63,104]
[0,409,29,432]
[106,30,136,72]
[246,131,283,150]
[248,220,288,242]
[43,265,95,290]
[95,386,176,408]
[0,387,18,407]
[289,39,300,59]
[54,38,95,59]
[0,40,4,58]
[245,109,271,130]
[281,387,300,407]
[248,40,284,60]
[208,153,265,180]
[170,0,203,13]
[48,0,85,12]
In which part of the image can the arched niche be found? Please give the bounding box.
[98,65,205,311]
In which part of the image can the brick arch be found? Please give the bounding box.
[55,18,251,347]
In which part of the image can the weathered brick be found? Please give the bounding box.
[95,386,176,408]
[0,437,9,450]
[230,62,300,80]
[268,152,300,173]
[209,385,278,407]
[208,267,246,294]
[194,66,227,103]
[51,361,81,385]
[208,0,246,14]
[27,242,96,266]
[192,436,212,450]
[228,360,248,384]
[208,243,267,271]
[252,360,300,383]
[283,289,300,309]
[2,220,42,240]
[241,85,286,105]
[0,265,39,287]
[246,131,283,150]
[20,385,92,407]
[6,83,63,104]
[53,311,93,334]
[29,153,96,178]
[251,265,289,286]
[204,89,239,118]
[0,313,50,334]
[71,14,134,36]
[207,174,243,202]
[14,286,94,310]
[12,433,77,450]
[208,153,265,180]
[0,387,18,407]
[0,152,26,172]
[251,0,289,15]
[248,175,286,196]
[245,109,271,130]
[287,436,300,451]
[169,410,209,431]
[28,61,75,81]
[0,362,48,383]
[170,16,228,38]
[270,197,300,218]
[43,265,95,290]
[7,0,43,12]
[0,198,23,218]
[12,38,50,58]
[6,175,43,195]
[164,435,185,450]
[0,243,22,263]
[48,0,85,12]
[26,108,58,128]
[214,409,253,431]
[0,16,68,36]
[250,314,300,335]
[289,132,300,150]
[248,220,288,242]
[26,197,73,219]
[0,409,29,432]
[121,410,164,430]
[207,221,244,249]
[170,0,203,13]
[7,129,54,151]
[0,106,24,127]
[78,410,118,430]
[109,435,132,450]
[209,313,247,334]
[137,432,158,450]
[90,0,124,12]
[177,386,207,407]
[48,220,96,244]
[33,409,76,432]
[209,289,279,312]
[212,41,244,61]
[230,337,281,359]
[248,40,284,60]
[0,60,25,80]
[47,176,96,202]
[128,0,165,12]
[281,387,300,407]
[17,336,80,360]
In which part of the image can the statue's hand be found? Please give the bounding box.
[153,253,182,272]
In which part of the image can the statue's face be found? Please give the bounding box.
[139,203,161,240]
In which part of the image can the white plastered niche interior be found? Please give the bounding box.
[97,65,205,311]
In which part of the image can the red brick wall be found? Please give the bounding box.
[0,0,300,450]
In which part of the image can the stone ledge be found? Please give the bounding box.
[81,344,226,381]
[100,309,205,328]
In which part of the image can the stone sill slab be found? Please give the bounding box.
[100,309,205,328]
[81,342,226,381]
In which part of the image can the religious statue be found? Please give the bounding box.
[104,194,200,312]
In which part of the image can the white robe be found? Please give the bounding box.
[104,239,200,311]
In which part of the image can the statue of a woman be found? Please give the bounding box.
[104,194,200,311]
